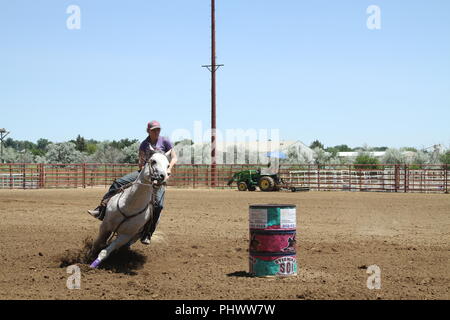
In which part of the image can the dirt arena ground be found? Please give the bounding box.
[0,188,448,300]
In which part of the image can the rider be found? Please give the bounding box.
[87,120,177,245]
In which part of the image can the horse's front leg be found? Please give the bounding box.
[89,223,111,260]
[90,234,133,268]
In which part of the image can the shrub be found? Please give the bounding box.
[354,152,380,170]
[440,151,450,165]
[382,148,407,164]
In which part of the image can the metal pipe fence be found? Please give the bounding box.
[0,163,448,194]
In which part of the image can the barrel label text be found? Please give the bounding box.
[249,208,268,229]
[280,208,296,229]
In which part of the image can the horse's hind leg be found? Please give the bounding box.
[125,233,142,248]
[90,234,132,268]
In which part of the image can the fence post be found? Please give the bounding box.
[193,165,196,189]
[445,164,448,194]
[359,166,362,191]
[42,163,46,188]
[37,164,41,188]
[317,164,320,191]
[82,163,86,188]
[394,165,399,192]
[404,164,408,193]
[9,164,12,189]
[38,163,42,188]
[348,165,352,191]
[22,163,26,189]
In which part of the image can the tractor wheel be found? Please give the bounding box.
[238,182,248,191]
[248,185,256,191]
[259,176,275,192]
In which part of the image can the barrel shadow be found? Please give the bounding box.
[226,271,254,278]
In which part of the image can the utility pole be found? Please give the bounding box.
[0,128,10,164]
[202,0,223,187]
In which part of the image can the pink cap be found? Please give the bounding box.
[147,120,161,130]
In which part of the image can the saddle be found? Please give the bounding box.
[97,182,135,221]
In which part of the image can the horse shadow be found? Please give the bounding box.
[58,237,147,275]
[98,247,147,275]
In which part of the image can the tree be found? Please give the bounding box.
[3,138,15,149]
[371,146,388,152]
[309,140,324,150]
[3,138,36,151]
[72,135,87,152]
[174,139,194,146]
[110,139,139,150]
[313,147,332,164]
[122,141,140,163]
[352,144,372,152]
[335,144,353,152]
[16,150,35,163]
[89,142,125,163]
[30,148,46,157]
[174,142,194,164]
[427,149,442,164]
[440,151,450,165]
[354,152,380,169]
[326,144,353,156]
[36,138,51,152]
[402,147,418,152]
[382,148,406,165]
[86,143,97,155]
[45,142,85,163]
[286,145,313,164]
[2,147,19,163]
[408,151,430,169]
[33,138,51,156]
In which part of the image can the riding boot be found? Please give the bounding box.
[87,198,110,221]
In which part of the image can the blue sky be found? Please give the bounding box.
[1,0,449,149]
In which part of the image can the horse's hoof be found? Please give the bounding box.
[90,259,101,268]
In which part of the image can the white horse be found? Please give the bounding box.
[89,150,170,268]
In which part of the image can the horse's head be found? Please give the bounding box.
[143,150,171,186]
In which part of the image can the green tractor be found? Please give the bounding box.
[227,167,282,192]
[227,151,310,192]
